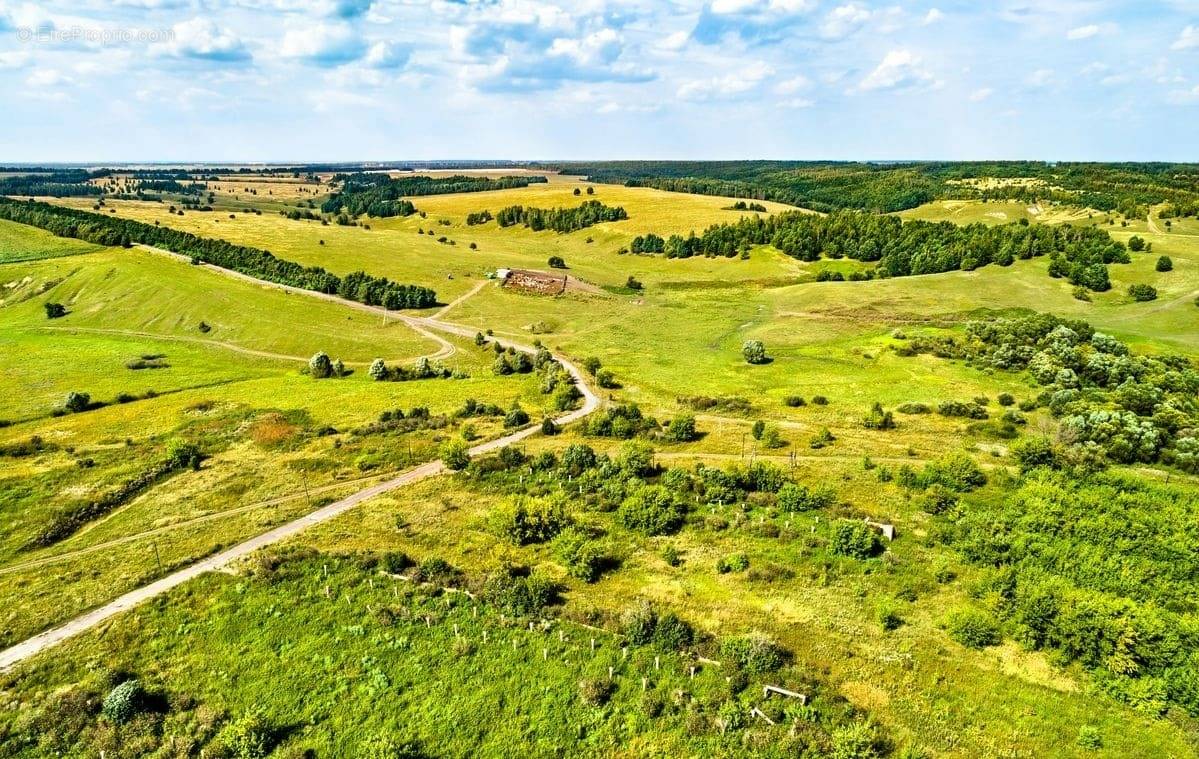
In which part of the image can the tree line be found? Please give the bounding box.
[321,174,546,218]
[0,198,437,309]
[631,209,1128,289]
[495,199,627,233]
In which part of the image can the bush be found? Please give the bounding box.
[1127,235,1145,252]
[308,352,334,379]
[440,440,470,471]
[101,679,145,724]
[997,393,1015,406]
[1155,255,1172,272]
[831,721,883,759]
[720,634,787,674]
[541,417,559,435]
[64,391,91,413]
[595,368,618,388]
[863,402,895,430]
[617,486,687,535]
[500,497,570,545]
[1128,283,1157,301]
[482,566,556,616]
[716,552,749,573]
[44,302,66,319]
[548,255,566,269]
[555,527,604,582]
[777,483,836,512]
[811,395,829,405]
[360,734,426,759]
[876,602,904,631]
[784,395,806,407]
[946,607,1000,648]
[220,709,273,758]
[742,340,769,365]
[578,678,614,706]
[1077,725,1103,750]
[830,520,882,559]
[663,413,698,442]
[504,404,530,428]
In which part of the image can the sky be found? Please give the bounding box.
[0,0,1197,162]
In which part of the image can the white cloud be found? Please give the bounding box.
[775,75,810,94]
[1166,83,1199,104]
[1066,24,1099,40]
[658,30,690,51]
[677,60,773,101]
[857,50,934,92]
[1026,68,1054,88]
[549,28,623,67]
[969,87,993,102]
[27,68,72,87]
[279,23,366,66]
[0,50,31,69]
[154,18,251,62]
[363,41,408,69]
[922,8,944,25]
[820,3,872,40]
[1172,25,1199,50]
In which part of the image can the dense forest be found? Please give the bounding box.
[321,174,547,218]
[0,170,104,198]
[553,161,1199,217]
[494,200,628,233]
[0,198,437,309]
[631,209,1128,289]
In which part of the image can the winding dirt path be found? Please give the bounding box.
[0,251,599,672]
[32,325,431,366]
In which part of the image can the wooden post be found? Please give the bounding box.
[608,666,614,680]
[512,638,517,650]
[642,677,647,690]
[622,647,628,660]
[654,656,660,671]
[590,638,595,651]
[690,666,695,679]
[543,648,548,661]
[482,630,488,643]
[454,623,459,636]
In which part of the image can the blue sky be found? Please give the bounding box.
[1,0,1197,161]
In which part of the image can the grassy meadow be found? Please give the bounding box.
[0,179,1197,757]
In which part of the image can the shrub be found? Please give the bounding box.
[876,602,904,631]
[541,417,559,435]
[1155,255,1172,272]
[720,634,787,674]
[220,709,273,759]
[1077,725,1103,750]
[784,395,806,407]
[946,607,1001,648]
[440,440,470,471]
[809,427,835,449]
[663,413,698,442]
[64,391,91,413]
[555,527,604,582]
[1128,283,1157,301]
[811,395,829,405]
[831,721,883,759]
[44,302,66,319]
[1127,235,1145,252]
[716,552,749,573]
[997,393,1015,406]
[830,520,882,559]
[760,425,785,449]
[360,734,426,759]
[618,486,687,535]
[863,402,895,430]
[500,497,570,545]
[503,404,530,428]
[777,483,836,512]
[101,679,145,724]
[308,351,334,379]
[482,566,556,616]
[595,368,618,388]
[547,255,566,269]
[742,340,769,365]
[1011,437,1059,472]
[578,678,614,706]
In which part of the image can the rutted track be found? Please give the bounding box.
[0,250,600,672]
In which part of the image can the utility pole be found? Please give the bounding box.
[152,540,163,575]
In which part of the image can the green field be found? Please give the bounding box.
[1,176,1198,757]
